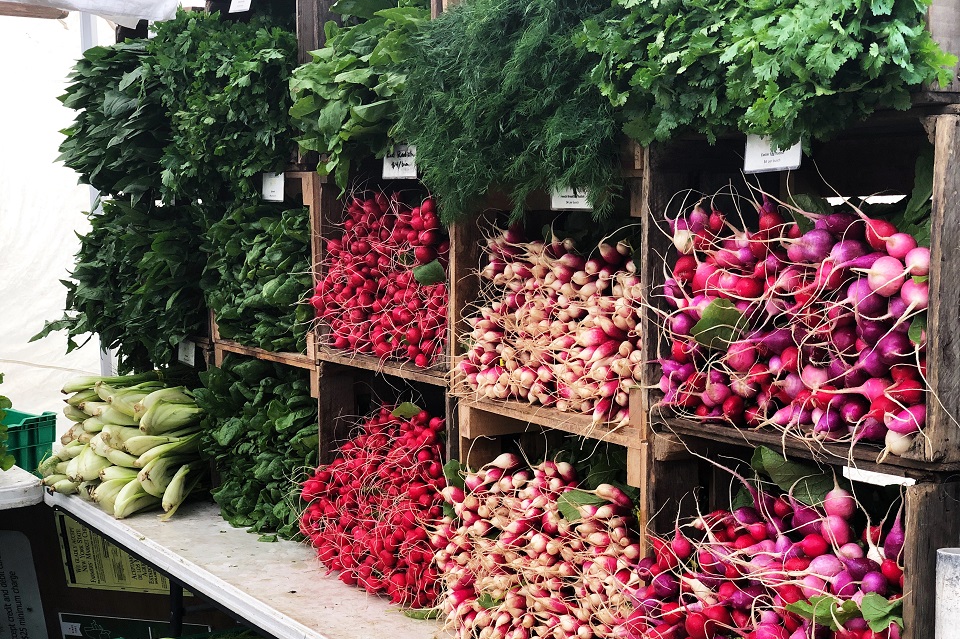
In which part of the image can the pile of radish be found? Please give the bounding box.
[459,226,643,426]
[632,468,906,638]
[300,403,446,608]
[658,195,928,458]
[310,192,449,368]
[434,453,642,639]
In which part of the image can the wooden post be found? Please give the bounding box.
[925,114,960,464]
[297,0,340,64]
[902,481,960,639]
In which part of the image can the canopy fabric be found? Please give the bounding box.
[5,0,177,26]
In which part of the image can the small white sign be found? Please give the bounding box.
[550,187,592,211]
[262,171,285,202]
[843,466,916,487]
[61,623,82,637]
[228,0,252,12]
[382,145,418,179]
[177,340,196,367]
[743,134,802,174]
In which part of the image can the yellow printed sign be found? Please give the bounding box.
[56,514,170,594]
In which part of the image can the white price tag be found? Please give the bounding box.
[743,134,802,174]
[843,466,916,487]
[262,171,285,202]
[177,339,196,367]
[229,0,252,12]
[550,187,592,211]
[382,145,418,179]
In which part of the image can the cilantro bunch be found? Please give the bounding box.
[394,0,621,223]
[202,204,313,353]
[579,0,957,149]
[196,355,319,540]
[289,0,429,190]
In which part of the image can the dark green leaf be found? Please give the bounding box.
[691,299,745,350]
[391,402,422,418]
[860,593,903,632]
[751,446,836,506]
[412,260,445,285]
[557,489,605,521]
[908,314,926,346]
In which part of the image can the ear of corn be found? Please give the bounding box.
[79,401,109,417]
[114,479,161,519]
[99,466,139,482]
[100,425,142,449]
[160,461,206,521]
[61,371,163,394]
[63,405,89,422]
[82,416,105,433]
[100,406,140,426]
[66,388,99,407]
[133,386,195,418]
[138,402,203,435]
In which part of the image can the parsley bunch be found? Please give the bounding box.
[147,11,298,205]
[580,0,957,149]
[289,0,429,190]
[394,0,621,223]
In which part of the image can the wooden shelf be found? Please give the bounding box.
[213,339,316,370]
[655,415,960,479]
[316,347,448,387]
[43,493,445,639]
[457,395,638,449]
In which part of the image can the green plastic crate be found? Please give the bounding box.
[2,408,56,474]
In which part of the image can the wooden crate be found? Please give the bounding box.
[633,404,960,639]
[636,109,960,470]
[307,158,451,386]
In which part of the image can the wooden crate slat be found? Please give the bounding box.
[902,480,960,639]
[316,347,448,386]
[922,113,960,465]
[213,339,316,369]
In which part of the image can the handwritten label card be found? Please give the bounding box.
[743,134,802,174]
[177,340,196,367]
[550,187,592,211]
[382,145,418,179]
[229,0,252,12]
[262,172,285,202]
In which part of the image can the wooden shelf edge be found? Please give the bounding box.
[214,339,316,370]
[458,395,640,449]
[316,347,449,387]
[654,415,960,479]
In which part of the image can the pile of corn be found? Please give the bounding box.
[40,371,207,520]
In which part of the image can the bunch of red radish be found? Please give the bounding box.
[633,479,905,639]
[459,226,643,426]
[310,192,449,368]
[434,453,642,639]
[300,404,446,608]
[660,196,928,457]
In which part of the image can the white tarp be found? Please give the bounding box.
[0,13,114,437]
[6,0,177,27]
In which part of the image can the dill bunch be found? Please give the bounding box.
[395,0,620,223]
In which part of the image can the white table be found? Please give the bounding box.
[44,492,445,639]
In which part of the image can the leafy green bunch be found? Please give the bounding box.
[32,200,207,374]
[290,0,429,190]
[147,10,298,204]
[394,0,621,223]
[202,204,313,353]
[0,374,13,472]
[195,355,319,540]
[57,41,169,204]
[579,0,957,150]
